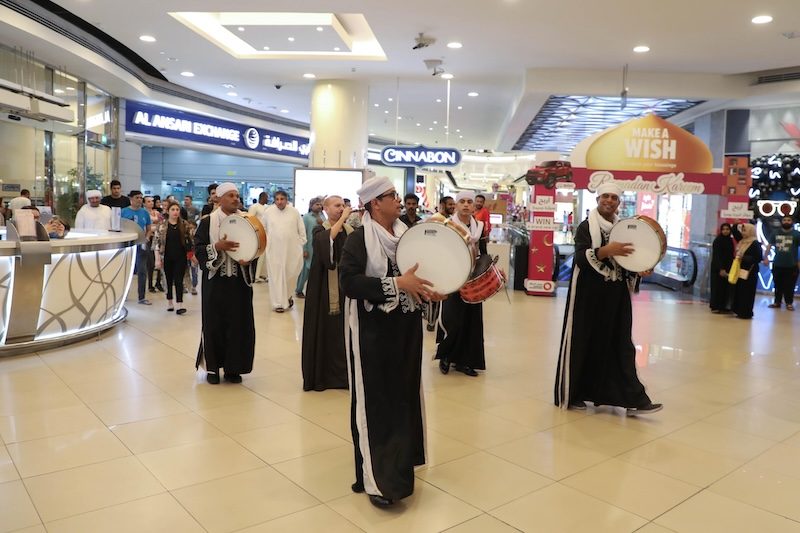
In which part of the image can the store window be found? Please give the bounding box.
[658,194,692,248]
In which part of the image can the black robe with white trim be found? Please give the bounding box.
[339,226,426,501]
[554,220,651,409]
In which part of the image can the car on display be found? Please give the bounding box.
[524,161,573,188]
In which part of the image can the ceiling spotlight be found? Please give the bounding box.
[633,45,650,53]
[180,71,195,77]
[388,97,393,102]
[384,110,389,114]
[397,116,403,120]
[66,87,74,91]
[456,129,461,132]
[751,15,773,24]
[374,103,380,107]
[416,123,421,126]
[433,120,438,124]
[303,73,316,79]
[428,127,433,131]
[226,91,237,96]
[467,91,479,97]
[263,46,270,51]
[333,47,340,51]
[457,105,463,110]
[447,42,463,49]
[436,98,442,103]
[237,26,245,32]
[441,73,454,80]
[222,83,235,89]
[288,37,295,42]
[139,35,156,43]
[280,109,289,113]
[316,26,324,32]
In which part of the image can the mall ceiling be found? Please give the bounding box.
[10,0,800,153]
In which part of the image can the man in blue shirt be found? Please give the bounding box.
[121,190,153,305]
[764,215,800,311]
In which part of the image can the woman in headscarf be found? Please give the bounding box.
[709,223,735,313]
[731,223,763,319]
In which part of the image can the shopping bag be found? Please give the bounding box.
[728,258,741,284]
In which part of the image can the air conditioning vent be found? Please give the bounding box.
[756,71,800,85]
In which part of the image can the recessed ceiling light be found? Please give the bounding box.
[397,116,402,120]
[373,103,380,107]
[263,46,270,51]
[316,26,324,32]
[752,15,773,24]
[369,132,375,136]
[384,110,389,114]
[447,42,463,49]
[457,105,463,110]
[54,89,64,94]
[288,37,295,42]
[226,91,237,96]
[303,73,316,79]
[456,129,461,133]
[237,26,245,32]
[139,35,156,43]
[433,120,438,124]
[333,47,340,51]
[633,45,650,53]
[467,91,479,97]
[416,123,421,126]
[436,98,442,103]
[180,71,194,77]
[441,73,454,80]
[429,127,433,131]
[388,97,393,102]
[280,109,290,113]
[167,57,178,62]
[222,83,235,89]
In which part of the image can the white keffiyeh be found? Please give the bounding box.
[361,211,408,312]
[449,214,483,246]
[587,208,621,281]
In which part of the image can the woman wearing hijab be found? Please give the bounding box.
[710,223,735,313]
[731,223,763,319]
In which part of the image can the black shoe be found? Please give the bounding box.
[224,373,242,384]
[351,482,364,493]
[456,365,478,377]
[368,494,394,507]
[439,358,450,375]
[426,323,435,332]
[568,401,587,411]
[296,291,305,299]
[176,308,187,315]
[155,284,164,292]
[206,372,220,385]
[627,403,663,416]
[287,298,295,309]
[149,287,156,293]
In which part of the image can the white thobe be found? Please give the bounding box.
[263,203,306,309]
[74,204,112,230]
[248,203,269,279]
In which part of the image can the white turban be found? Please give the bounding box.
[215,182,238,198]
[86,189,102,199]
[455,190,475,203]
[357,176,394,204]
[595,181,623,197]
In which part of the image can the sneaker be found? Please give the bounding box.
[568,401,587,411]
[191,287,198,295]
[627,403,663,416]
[768,303,781,308]
[138,299,152,305]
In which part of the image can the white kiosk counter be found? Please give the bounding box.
[0,220,141,356]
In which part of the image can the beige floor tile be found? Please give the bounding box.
[0,405,106,444]
[482,397,587,432]
[417,451,552,511]
[110,412,225,454]
[302,410,353,442]
[0,385,83,417]
[491,482,647,533]
[0,444,19,483]
[747,443,800,480]
[197,398,301,434]
[782,431,800,449]
[434,382,531,411]
[0,480,41,532]
[656,491,800,533]
[666,421,777,461]
[9,526,47,533]
[427,412,533,450]
[88,392,189,426]
[173,467,319,533]
[442,514,521,533]
[136,436,264,489]
[7,428,130,478]
[328,480,482,533]
[169,383,266,412]
[633,524,677,533]
[44,493,204,533]
[23,456,165,522]
[710,464,800,521]
[617,437,745,487]
[260,390,351,418]
[424,429,480,468]
[488,432,611,480]
[236,505,363,533]
[67,374,163,403]
[234,420,349,464]
[422,392,484,424]
[272,446,356,502]
[561,458,700,519]
[537,416,657,456]
[48,359,140,385]
[703,405,800,442]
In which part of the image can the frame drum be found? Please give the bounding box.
[396,216,474,294]
[608,215,667,272]
[220,214,267,263]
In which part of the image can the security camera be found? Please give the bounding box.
[413,33,436,50]
[432,66,444,77]
[274,84,282,90]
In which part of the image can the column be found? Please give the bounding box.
[309,80,368,169]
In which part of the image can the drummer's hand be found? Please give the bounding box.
[341,206,352,222]
[427,290,447,302]
[214,234,239,252]
[238,259,250,266]
[639,270,653,277]
[395,263,434,304]
[603,241,634,257]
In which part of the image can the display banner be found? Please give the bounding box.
[571,169,726,194]
[526,185,556,297]
[125,101,310,159]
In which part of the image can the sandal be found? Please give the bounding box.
[788,305,795,311]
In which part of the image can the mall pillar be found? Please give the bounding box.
[309,80,368,169]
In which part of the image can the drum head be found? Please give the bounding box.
[396,223,473,294]
[609,217,664,272]
[221,215,259,262]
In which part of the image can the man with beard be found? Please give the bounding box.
[263,190,306,312]
[765,215,800,310]
[474,193,492,237]
[74,190,111,230]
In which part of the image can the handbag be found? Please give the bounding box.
[727,257,741,284]
[738,268,750,281]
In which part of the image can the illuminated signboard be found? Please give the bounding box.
[380,145,461,167]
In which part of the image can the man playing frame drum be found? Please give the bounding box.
[554,181,662,416]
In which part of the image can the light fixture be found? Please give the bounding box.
[167,57,179,62]
[222,83,236,89]
[280,109,289,113]
[226,91,237,96]
[384,110,389,114]
[303,73,316,79]
[397,116,402,120]
[467,91,479,97]
[237,26,245,32]
[333,47,340,51]
[752,15,773,24]
[633,45,650,53]
[428,127,433,131]
[54,89,64,94]
[139,35,157,43]
[180,71,195,77]
[66,87,74,91]
[433,120,438,124]
[388,97,393,102]
[373,103,380,107]
[447,42,463,49]
[416,123,421,126]
[456,129,461,132]
[369,132,375,136]
[436,98,442,103]
[263,46,270,51]
[457,105,463,110]
[316,26,324,32]
[288,36,296,42]
[441,73,454,80]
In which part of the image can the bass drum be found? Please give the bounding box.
[608,215,667,272]
[220,213,267,263]
[396,215,474,295]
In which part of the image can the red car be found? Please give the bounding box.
[524,161,573,188]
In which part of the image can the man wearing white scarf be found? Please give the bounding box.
[554,182,662,416]
[435,190,487,377]
[339,176,444,508]
[74,190,112,230]
[193,183,257,385]
[263,190,306,312]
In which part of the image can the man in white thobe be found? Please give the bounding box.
[247,191,270,282]
[74,189,112,230]
[263,190,306,312]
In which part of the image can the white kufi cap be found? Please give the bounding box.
[455,190,475,203]
[86,189,102,199]
[357,176,394,204]
[595,181,623,197]
[215,182,238,198]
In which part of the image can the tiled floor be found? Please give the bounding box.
[1,284,800,532]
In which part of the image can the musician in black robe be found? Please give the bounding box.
[709,223,735,313]
[339,176,444,508]
[194,182,257,385]
[554,182,662,415]
[435,191,488,376]
[301,196,352,391]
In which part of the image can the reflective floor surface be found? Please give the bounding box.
[1,283,799,532]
